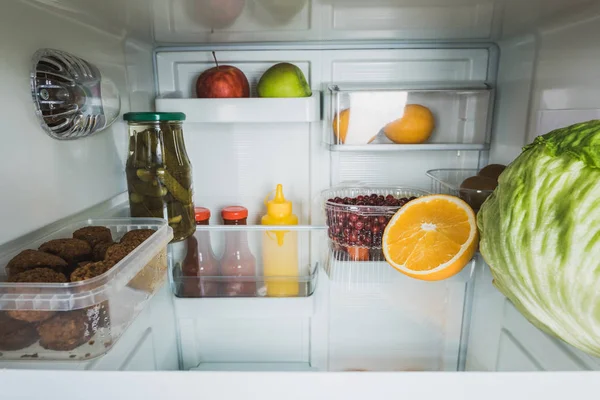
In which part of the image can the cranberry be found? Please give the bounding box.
[349,214,359,223]
[363,235,372,245]
[368,200,376,206]
[343,228,351,237]
[377,216,386,224]
[386,194,395,201]
[349,233,358,243]
[348,220,355,229]
[357,195,365,201]
[356,201,366,206]
[370,194,378,200]
[372,225,381,234]
[355,221,364,230]
[334,197,343,203]
[364,222,372,231]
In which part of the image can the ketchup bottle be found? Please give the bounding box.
[220,206,257,297]
[181,207,220,297]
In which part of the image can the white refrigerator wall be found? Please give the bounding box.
[155,46,491,371]
[0,0,154,245]
[467,2,600,371]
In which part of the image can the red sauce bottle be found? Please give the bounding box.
[181,207,220,297]
[220,206,257,297]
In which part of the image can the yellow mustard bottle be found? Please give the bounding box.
[261,184,299,297]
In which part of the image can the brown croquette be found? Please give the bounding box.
[73,226,113,249]
[6,268,67,322]
[92,241,114,262]
[70,261,114,282]
[119,229,154,246]
[39,238,92,265]
[7,268,68,283]
[37,310,91,351]
[5,249,68,277]
[0,312,39,351]
[104,242,137,264]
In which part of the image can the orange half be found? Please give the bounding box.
[382,194,478,281]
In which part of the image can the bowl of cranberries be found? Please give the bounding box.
[322,187,429,261]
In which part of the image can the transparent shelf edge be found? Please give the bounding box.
[327,143,490,152]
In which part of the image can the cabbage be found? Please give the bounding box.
[478,120,600,357]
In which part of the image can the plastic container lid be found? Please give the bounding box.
[195,207,211,222]
[221,206,248,220]
[265,184,293,219]
[123,112,186,122]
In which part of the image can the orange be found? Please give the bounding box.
[347,246,369,261]
[384,104,435,144]
[382,194,477,281]
[332,108,350,144]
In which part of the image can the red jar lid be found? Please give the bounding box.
[221,206,248,220]
[195,207,211,223]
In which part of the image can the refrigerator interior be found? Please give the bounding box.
[1,0,600,377]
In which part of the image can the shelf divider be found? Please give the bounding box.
[155,92,321,123]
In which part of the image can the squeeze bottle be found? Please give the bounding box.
[261,184,299,297]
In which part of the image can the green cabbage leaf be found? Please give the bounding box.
[478,120,600,356]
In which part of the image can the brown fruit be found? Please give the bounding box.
[478,164,506,183]
[459,176,497,211]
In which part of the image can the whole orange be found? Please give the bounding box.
[332,108,350,144]
[384,104,435,144]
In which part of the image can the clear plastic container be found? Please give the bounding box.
[325,82,492,149]
[322,186,429,262]
[427,169,494,211]
[171,226,322,298]
[0,218,172,361]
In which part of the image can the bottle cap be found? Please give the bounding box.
[221,206,248,221]
[265,184,292,219]
[194,207,211,223]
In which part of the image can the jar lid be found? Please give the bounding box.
[195,207,211,222]
[221,206,248,220]
[123,112,186,122]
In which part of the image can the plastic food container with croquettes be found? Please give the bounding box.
[0,218,172,361]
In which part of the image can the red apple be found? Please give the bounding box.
[196,53,250,98]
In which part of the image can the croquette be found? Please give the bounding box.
[6,268,67,322]
[7,268,68,283]
[72,226,113,249]
[5,249,68,277]
[119,229,154,246]
[39,238,92,265]
[70,261,114,282]
[0,312,39,351]
[37,310,91,351]
[104,242,137,264]
[92,241,114,261]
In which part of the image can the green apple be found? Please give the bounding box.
[257,63,312,98]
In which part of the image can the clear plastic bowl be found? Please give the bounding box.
[321,186,429,261]
[426,169,494,211]
[0,218,172,361]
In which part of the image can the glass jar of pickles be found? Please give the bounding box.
[123,112,195,242]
